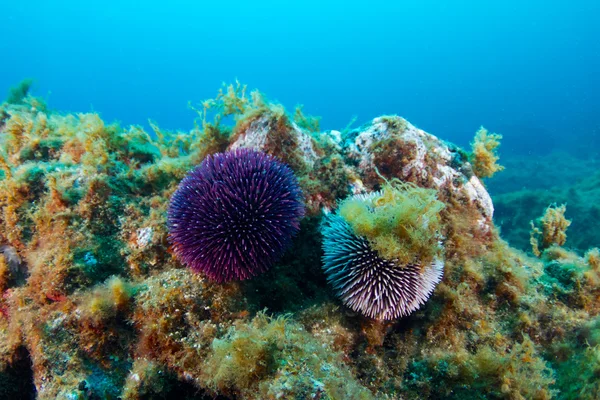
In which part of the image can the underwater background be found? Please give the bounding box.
[2,0,599,154]
[1,1,600,399]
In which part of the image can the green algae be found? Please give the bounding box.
[339,181,444,266]
[0,83,599,399]
[469,126,504,179]
[205,313,373,399]
[530,204,572,257]
[404,336,556,399]
[6,79,34,106]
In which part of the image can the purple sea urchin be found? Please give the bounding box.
[168,149,304,282]
[321,208,443,320]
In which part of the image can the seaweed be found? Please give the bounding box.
[339,181,444,265]
[0,83,599,399]
[530,204,572,257]
[469,126,504,179]
[6,79,34,105]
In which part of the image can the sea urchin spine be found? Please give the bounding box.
[168,148,304,282]
[321,212,443,320]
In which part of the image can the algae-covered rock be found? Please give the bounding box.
[0,83,599,399]
[343,116,494,225]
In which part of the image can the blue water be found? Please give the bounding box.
[1,0,598,154]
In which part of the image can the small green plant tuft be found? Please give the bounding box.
[469,126,504,179]
[293,105,321,132]
[339,180,445,266]
[80,276,135,324]
[6,79,34,105]
[530,204,571,257]
[586,248,600,271]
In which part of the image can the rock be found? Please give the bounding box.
[228,111,494,234]
[342,115,494,228]
[229,110,319,171]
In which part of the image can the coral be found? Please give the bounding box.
[321,212,443,320]
[530,204,572,257]
[469,126,504,179]
[167,148,304,282]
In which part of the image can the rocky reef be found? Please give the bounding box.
[489,153,600,254]
[1,82,599,399]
